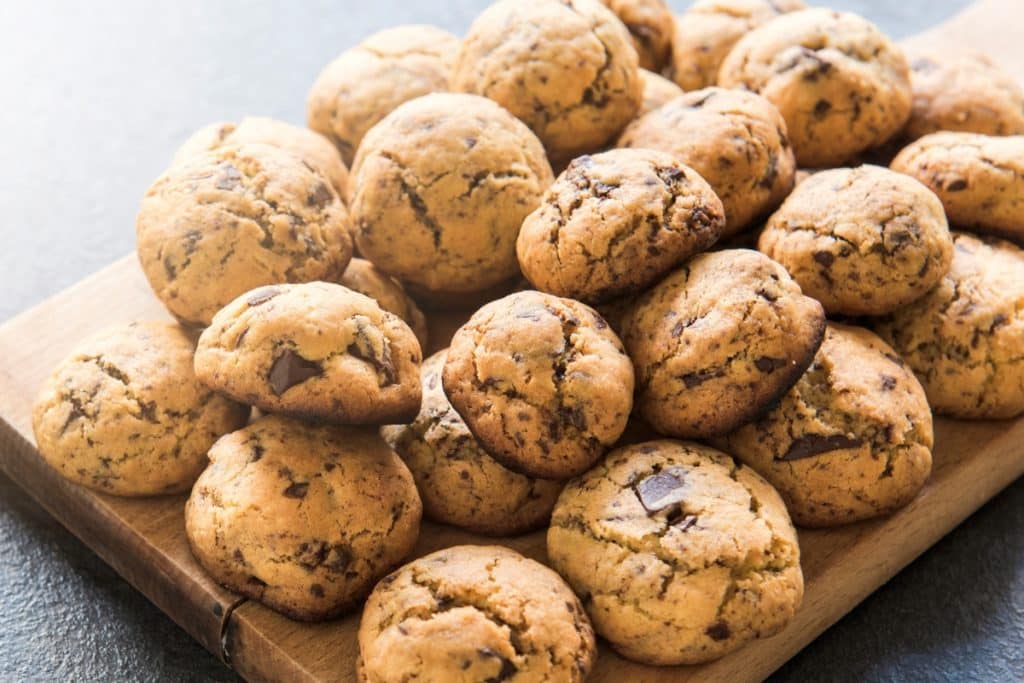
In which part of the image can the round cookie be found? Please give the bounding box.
[381,351,563,536]
[620,249,826,439]
[194,282,422,424]
[874,232,1024,419]
[338,258,429,350]
[516,149,725,304]
[185,414,421,621]
[637,69,684,116]
[599,0,675,72]
[547,440,804,665]
[719,8,912,168]
[758,165,953,316]
[357,545,596,683]
[307,25,458,166]
[32,321,249,497]
[443,291,634,480]
[618,87,795,237]
[890,132,1024,243]
[350,93,553,300]
[669,0,806,92]
[136,143,352,327]
[905,52,1024,140]
[715,323,933,527]
[451,0,642,164]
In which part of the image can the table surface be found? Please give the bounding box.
[1,1,1021,681]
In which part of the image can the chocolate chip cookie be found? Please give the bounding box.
[357,545,596,682]
[32,321,249,497]
[719,8,912,167]
[600,0,675,72]
[185,414,422,621]
[715,323,933,527]
[758,165,953,316]
[874,232,1024,419]
[350,93,553,301]
[621,249,825,438]
[618,87,796,237]
[547,440,804,665]
[637,68,683,116]
[451,0,642,164]
[338,258,428,350]
[517,149,725,304]
[443,291,634,480]
[194,282,422,424]
[307,25,458,166]
[381,351,563,536]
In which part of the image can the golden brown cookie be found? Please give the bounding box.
[350,93,553,301]
[357,545,596,682]
[547,440,803,665]
[758,165,953,316]
[618,87,795,237]
[32,321,249,497]
[337,258,429,350]
[443,291,634,480]
[307,25,458,166]
[637,69,684,116]
[517,149,725,304]
[874,232,1024,419]
[719,8,912,168]
[891,132,1024,243]
[451,0,642,164]
[381,351,563,536]
[599,0,675,72]
[194,282,422,424]
[185,414,421,621]
[621,250,825,439]
[715,323,933,527]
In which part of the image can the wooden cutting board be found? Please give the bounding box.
[1,1,1021,680]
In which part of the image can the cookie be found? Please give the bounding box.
[621,249,825,439]
[669,0,806,91]
[443,291,634,480]
[451,0,642,164]
[905,52,1024,140]
[32,321,249,497]
[618,87,795,237]
[890,132,1024,243]
[350,93,553,300]
[715,323,933,527]
[381,351,563,536]
[516,149,725,304]
[874,232,1024,419]
[758,165,953,316]
[357,545,596,683]
[136,143,352,327]
[547,440,803,665]
[338,258,429,350]
[307,25,458,166]
[185,414,421,621]
[637,69,683,116]
[194,282,422,424]
[599,0,675,72]
[719,8,912,168]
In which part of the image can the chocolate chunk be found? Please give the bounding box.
[880,374,897,391]
[780,433,863,461]
[216,163,243,190]
[946,179,968,192]
[672,513,698,532]
[347,320,396,386]
[283,482,309,499]
[246,286,280,306]
[306,182,333,209]
[754,356,788,373]
[309,584,325,598]
[681,368,723,388]
[758,153,779,189]
[478,648,517,683]
[813,250,835,267]
[268,350,323,395]
[249,444,264,462]
[705,621,731,641]
[813,99,832,118]
[324,545,351,573]
[635,467,687,513]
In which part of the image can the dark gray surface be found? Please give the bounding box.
[1,1,1020,681]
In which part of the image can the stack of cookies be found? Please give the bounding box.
[31,0,1024,680]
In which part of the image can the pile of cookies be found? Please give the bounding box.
[31,0,1024,679]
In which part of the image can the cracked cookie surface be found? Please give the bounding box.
[873,232,1024,419]
[621,249,825,439]
[185,414,422,621]
[890,132,1024,243]
[32,321,249,496]
[136,143,352,327]
[759,165,953,316]
[719,8,912,168]
[517,149,725,304]
[350,93,553,300]
[337,258,429,350]
[599,0,675,72]
[306,25,458,167]
[195,282,422,424]
[618,87,796,237]
[357,545,596,683]
[547,440,803,665]
[443,291,634,480]
[715,323,933,527]
[451,0,642,164]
